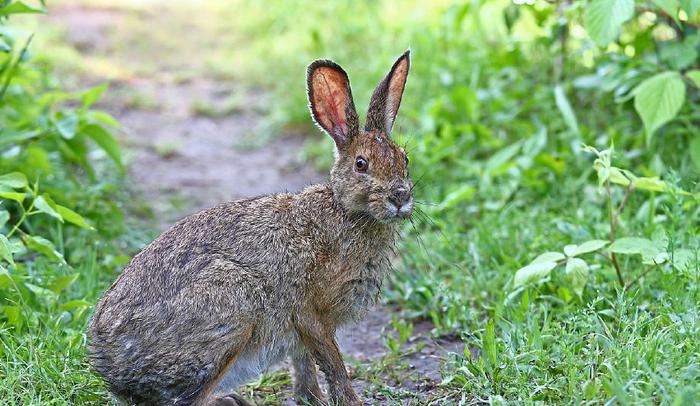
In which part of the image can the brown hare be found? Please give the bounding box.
[88,50,413,406]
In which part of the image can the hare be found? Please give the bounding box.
[88,50,413,406]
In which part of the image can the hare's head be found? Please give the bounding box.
[307,50,413,223]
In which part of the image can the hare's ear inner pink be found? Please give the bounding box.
[366,50,410,135]
[307,61,359,148]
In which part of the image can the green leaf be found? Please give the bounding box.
[514,261,558,288]
[566,257,589,297]
[681,0,700,15]
[584,0,634,46]
[690,136,700,172]
[81,124,123,168]
[0,234,14,265]
[554,85,580,136]
[654,0,681,19]
[563,244,577,257]
[55,113,79,139]
[0,1,46,16]
[81,83,108,109]
[531,252,566,264]
[633,177,667,192]
[55,204,95,230]
[633,72,686,139]
[0,210,9,229]
[21,235,66,264]
[60,299,91,311]
[87,111,120,128]
[660,40,697,70]
[49,273,79,294]
[574,240,609,256]
[672,249,694,272]
[609,237,659,255]
[687,70,700,88]
[483,319,498,369]
[0,172,28,189]
[0,187,26,203]
[34,195,63,222]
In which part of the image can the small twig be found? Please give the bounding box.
[624,260,661,290]
[613,184,634,227]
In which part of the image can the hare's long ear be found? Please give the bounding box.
[365,50,410,135]
[307,60,359,149]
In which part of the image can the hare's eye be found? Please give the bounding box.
[355,156,368,173]
[405,155,409,165]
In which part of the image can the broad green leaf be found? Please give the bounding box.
[660,40,697,70]
[566,257,589,297]
[574,240,609,256]
[0,172,28,189]
[56,204,95,230]
[584,0,634,46]
[81,83,108,109]
[642,251,668,265]
[81,124,123,167]
[681,0,700,15]
[0,234,14,265]
[49,273,79,294]
[531,252,566,264]
[34,195,63,221]
[3,305,23,331]
[55,113,79,139]
[690,136,700,172]
[609,237,659,255]
[633,177,667,192]
[654,0,680,22]
[633,72,686,139]
[0,210,9,229]
[0,187,26,203]
[21,235,65,263]
[609,167,631,187]
[672,249,694,272]
[563,244,577,257]
[0,1,46,16]
[687,70,700,88]
[554,85,580,136]
[87,111,120,128]
[514,261,558,288]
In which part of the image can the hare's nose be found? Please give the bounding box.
[389,187,411,207]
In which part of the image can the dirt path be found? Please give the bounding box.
[46,4,462,404]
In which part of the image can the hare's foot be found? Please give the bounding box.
[207,393,254,406]
[292,349,325,405]
[295,317,361,406]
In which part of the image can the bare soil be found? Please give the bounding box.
[47,4,463,404]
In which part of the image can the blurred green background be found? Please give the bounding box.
[1,0,700,404]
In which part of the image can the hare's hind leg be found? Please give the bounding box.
[189,327,254,406]
[292,348,325,405]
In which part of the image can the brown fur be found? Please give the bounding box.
[88,50,412,406]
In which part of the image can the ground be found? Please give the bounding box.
[41,3,464,404]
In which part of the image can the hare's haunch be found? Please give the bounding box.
[88,50,413,406]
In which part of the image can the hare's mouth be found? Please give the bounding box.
[383,198,413,221]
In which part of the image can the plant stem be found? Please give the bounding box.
[624,261,661,290]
